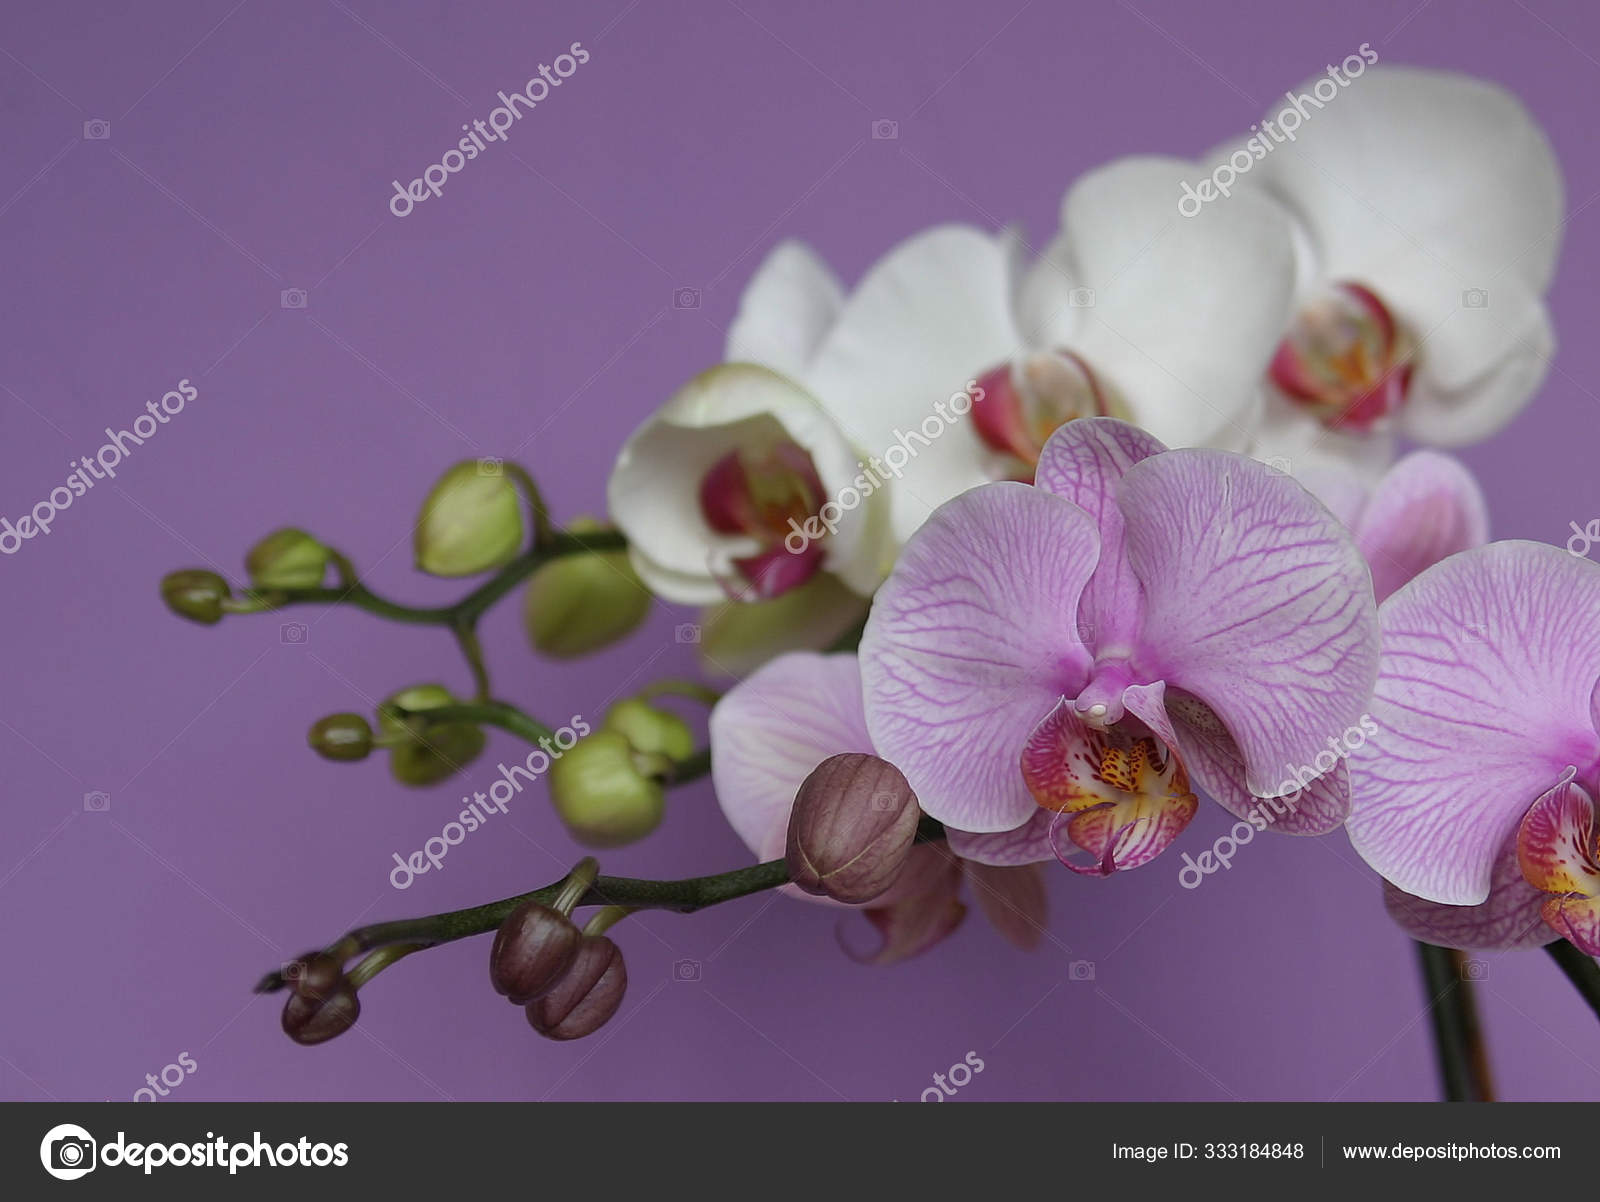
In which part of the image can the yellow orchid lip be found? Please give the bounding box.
[1517,768,1600,953]
[1021,698,1199,876]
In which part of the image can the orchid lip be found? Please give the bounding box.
[697,440,828,599]
[970,350,1126,480]
[1271,281,1415,432]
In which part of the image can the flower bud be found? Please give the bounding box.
[246,527,329,589]
[525,935,626,1040]
[787,753,921,904]
[523,518,650,658]
[161,569,231,625]
[378,684,486,786]
[281,983,360,1045]
[547,730,665,847]
[414,460,525,577]
[603,698,695,763]
[308,713,373,762]
[284,952,345,1001]
[490,901,582,1004]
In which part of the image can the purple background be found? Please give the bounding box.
[2,0,1597,1102]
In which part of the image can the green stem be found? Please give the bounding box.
[1415,941,1494,1102]
[399,700,558,747]
[256,821,948,994]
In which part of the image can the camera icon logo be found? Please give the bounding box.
[280,288,308,309]
[41,1124,96,1180]
[871,118,899,140]
[280,622,309,645]
[673,287,701,310]
[1262,455,1293,477]
[1461,288,1490,310]
[83,791,111,813]
[1068,287,1096,308]
[674,623,701,645]
[1461,959,1489,981]
[673,958,702,982]
[1461,622,1489,644]
[476,456,504,477]
[83,119,111,141]
[1068,960,1096,981]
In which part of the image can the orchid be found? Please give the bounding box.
[1306,449,1489,603]
[1347,542,1600,953]
[608,157,1297,646]
[1231,66,1563,485]
[708,650,1047,961]
[859,417,1380,875]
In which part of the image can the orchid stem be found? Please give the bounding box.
[255,821,949,994]
[1545,939,1600,1021]
[1415,941,1494,1102]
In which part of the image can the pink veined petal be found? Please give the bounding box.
[946,809,1056,866]
[1383,833,1557,951]
[1118,448,1380,798]
[1033,418,1168,652]
[860,483,1099,833]
[1517,769,1600,898]
[1355,451,1489,603]
[966,862,1048,951]
[844,853,967,966]
[1122,681,1351,835]
[1347,541,1600,905]
[708,652,873,860]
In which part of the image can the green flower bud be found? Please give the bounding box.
[547,730,664,847]
[414,460,525,577]
[602,698,695,763]
[522,518,650,658]
[161,569,231,625]
[308,712,373,762]
[246,527,330,590]
[378,684,486,786]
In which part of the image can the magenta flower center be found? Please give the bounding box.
[970,351,1125,482]
[697,441,828,600]
[1270,282,1414,431]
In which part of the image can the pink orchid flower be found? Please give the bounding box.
[1348,541,1600,952]
[708,651,1048,963]
[859,417,1381,874]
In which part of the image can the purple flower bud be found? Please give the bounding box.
[490,901,583,1004]
[284,952,344,1001]
[786,753,921,904]
[281,983,360,1045]
[525,935,626,1040]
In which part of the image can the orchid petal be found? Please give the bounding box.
[725,240,844,377]
[860,483,1099,832]
[698,576,868,679]
[805,226,1022,543]
[1118,448,1380,797]
[1347,542,1600,904]
[1022,156,1296,448]
[608,364,877,601]
[1355,451,1489,603]
[708,652,872,859]
[1383,834,1556,951]
[966,862,1048,950]
[1122,681,1351,835]
[946,809,1056,866]
[846,854,967,966]
[1034,418,1167,649]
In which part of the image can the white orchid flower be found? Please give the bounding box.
[1229,65,1563,483]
